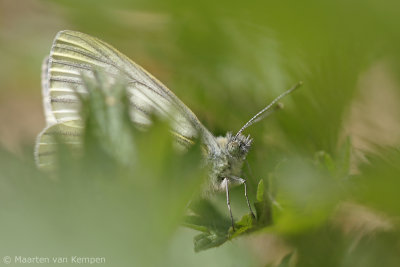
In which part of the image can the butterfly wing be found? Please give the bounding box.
[35,120,83,168]
[36,30,221,167]
[41,56,57,126]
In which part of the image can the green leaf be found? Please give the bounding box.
[336,137,351,179]
[256,179,264,202]
[254,179,272,226]
[277,252,294,267]
[186,179,273,252]
[193,232,229,252]
[314,150,336,175]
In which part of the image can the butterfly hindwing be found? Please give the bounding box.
[34,120,83,169]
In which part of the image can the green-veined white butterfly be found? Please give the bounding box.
[35,30,301,230]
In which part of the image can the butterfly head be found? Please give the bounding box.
[226,132,252,159]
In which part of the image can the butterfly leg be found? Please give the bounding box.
[231,176,255,218]
[223,178,235,231]
[244,180,255,218]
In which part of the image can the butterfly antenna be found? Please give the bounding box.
[235,81,303,139]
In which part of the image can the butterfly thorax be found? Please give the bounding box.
[207,132,252,192]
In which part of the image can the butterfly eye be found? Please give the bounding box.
[227,140,240,156]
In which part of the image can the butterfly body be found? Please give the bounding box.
[205,133,252,191]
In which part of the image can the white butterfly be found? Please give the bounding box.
[35,30,300,230]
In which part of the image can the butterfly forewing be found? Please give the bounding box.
[48,31,214,140]
[41,57,57,126]
[36,30,221,167]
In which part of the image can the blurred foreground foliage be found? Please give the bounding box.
[0,76,207,266]
[1,0,400,266]
[1,72,400,266]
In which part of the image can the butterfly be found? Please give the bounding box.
[35,30,301,230]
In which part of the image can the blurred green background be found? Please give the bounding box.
[1,0,400,266]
